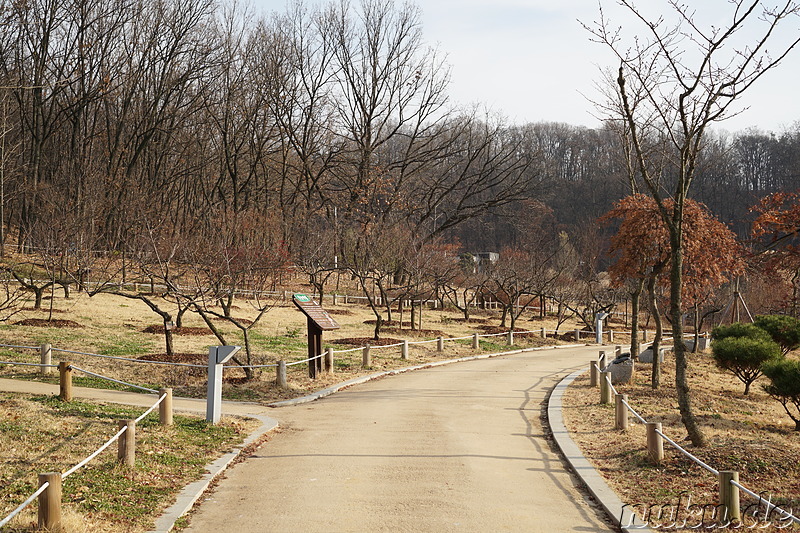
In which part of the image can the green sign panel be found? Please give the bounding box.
[293,293,311,302]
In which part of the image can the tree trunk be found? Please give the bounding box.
[647,271,662,389]
[162,316,174,357]
[670,226,706,447]
[630,279,644,361]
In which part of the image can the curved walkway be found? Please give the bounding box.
[183,345,615,532]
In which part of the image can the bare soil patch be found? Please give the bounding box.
[562,349,800,531]
[14,318,82,328]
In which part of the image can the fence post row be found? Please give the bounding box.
[118,419,136,466]
[325,347,334,372]
[718,471,741,526]
[614,394,628,431]
[276,361,287,388]
[59,362,73,402]
[38,472,62,530]
[590,361,599,387]
[40,344,52,376]
[159,388,173,426]
[599,371,612,404]
[646,422,664,464]
[362,345,371,368]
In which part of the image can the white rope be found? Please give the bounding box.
[69,366,158,393]
[621,398,648,424]
[135,393,167,423]
[654,428,719,476]
[62,426,127,479]
[730,480,800,525]
[285,354,323,367]
[449,335,474,341]
[224,362,280,369]
[330,346,363,354]
[0,343,39,351]
[0,360,59,368]
[0,482,51,527]
[605,374,619,396]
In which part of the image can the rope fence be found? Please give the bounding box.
[587,347,799,527]
[70,366,159,393]
[0,366,172,529]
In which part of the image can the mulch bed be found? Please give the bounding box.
[142,325,213,336]
[331,337,404,347]
[22,307,66,313]
[477,325,537,338]
[212,316,253,325]
[326,309,354,316]
[14,318,82,328]
[137,353,206,364]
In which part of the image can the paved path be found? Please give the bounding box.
[184,345,615,532]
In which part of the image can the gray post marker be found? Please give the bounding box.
[595,312,609,344]
[206,346,241,424]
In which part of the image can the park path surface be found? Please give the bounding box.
[184,345,615,533]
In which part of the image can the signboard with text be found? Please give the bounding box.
[292,293,339,331]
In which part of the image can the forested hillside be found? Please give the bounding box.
[1,0,798,317]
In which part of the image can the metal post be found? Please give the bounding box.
[40,343,52,376]
[646,422,664,464]
[600,371,612,404]
[159,388,173,426]
[615,394,628,431]
[59,362,72,402]
[206,346,241,424]
[38,472,62,530]
[718,471,741,526]
[117,419,136,466]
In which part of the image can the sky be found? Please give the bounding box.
[249,0,800,134]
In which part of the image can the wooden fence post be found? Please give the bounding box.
[118,419,136,466]
[507,330,514,346]
[718,471,741,526]
[600,371,612,404]
[59,362,72,402]
[401,340,408,360]
[362,345,371,368]
[40,344,52,376]
[615,394,628,431]
[574,329,581,342]
[608,330,614,343]
[276,361,287,388]
[590,361,599,387]
[159,388,173,426]
[598,350,607,370]
[540,327,546,338]
[38,472,62,530]
[325,348,334,372]
[472,333,479,350]
[646,422,664,464]
[437,336,444,352]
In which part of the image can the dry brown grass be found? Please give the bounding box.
[563,349,800,531]
[0,290,593,403]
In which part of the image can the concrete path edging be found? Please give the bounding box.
[148,413,278,533]
[548,368,652,533]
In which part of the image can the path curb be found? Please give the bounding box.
[548,368,652,533]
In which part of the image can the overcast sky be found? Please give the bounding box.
[249,0,800,134]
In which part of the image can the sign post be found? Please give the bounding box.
[206,345,241,424]
[595,311,610,344]
[292,294,339,379]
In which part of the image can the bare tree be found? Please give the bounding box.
[586,0,800,446]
